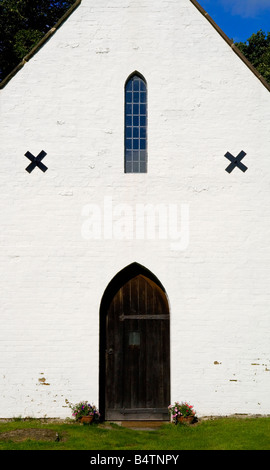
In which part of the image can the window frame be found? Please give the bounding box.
[124,72,148,173]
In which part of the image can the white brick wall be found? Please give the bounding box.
[0,0,270,418]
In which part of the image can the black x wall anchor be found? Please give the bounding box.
[25,150,48,173]
[224,150,248,173]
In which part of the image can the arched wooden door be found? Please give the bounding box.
[100,267,170,421]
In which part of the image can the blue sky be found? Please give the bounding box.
[198,0,270,43]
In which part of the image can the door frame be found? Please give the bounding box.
[99,262,170,421]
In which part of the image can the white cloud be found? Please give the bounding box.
[220,0,270,18]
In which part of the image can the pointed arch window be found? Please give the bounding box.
[125,73,147,173]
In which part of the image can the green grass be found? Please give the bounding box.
[0,417,269,450]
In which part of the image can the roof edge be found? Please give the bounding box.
[0,0,82,90]
[1,0,269,93]
[190,0,270,92]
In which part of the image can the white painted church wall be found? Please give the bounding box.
[0,0,270,418]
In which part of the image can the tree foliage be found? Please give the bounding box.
[235,30,270,84]
[0,0,76,81]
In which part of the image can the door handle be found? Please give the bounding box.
[107,348,114,355]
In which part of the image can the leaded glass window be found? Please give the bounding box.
[125,74,147,173]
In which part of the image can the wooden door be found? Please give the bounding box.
[104,274,170,420]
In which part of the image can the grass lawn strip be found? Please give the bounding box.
[0,417,269,450]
